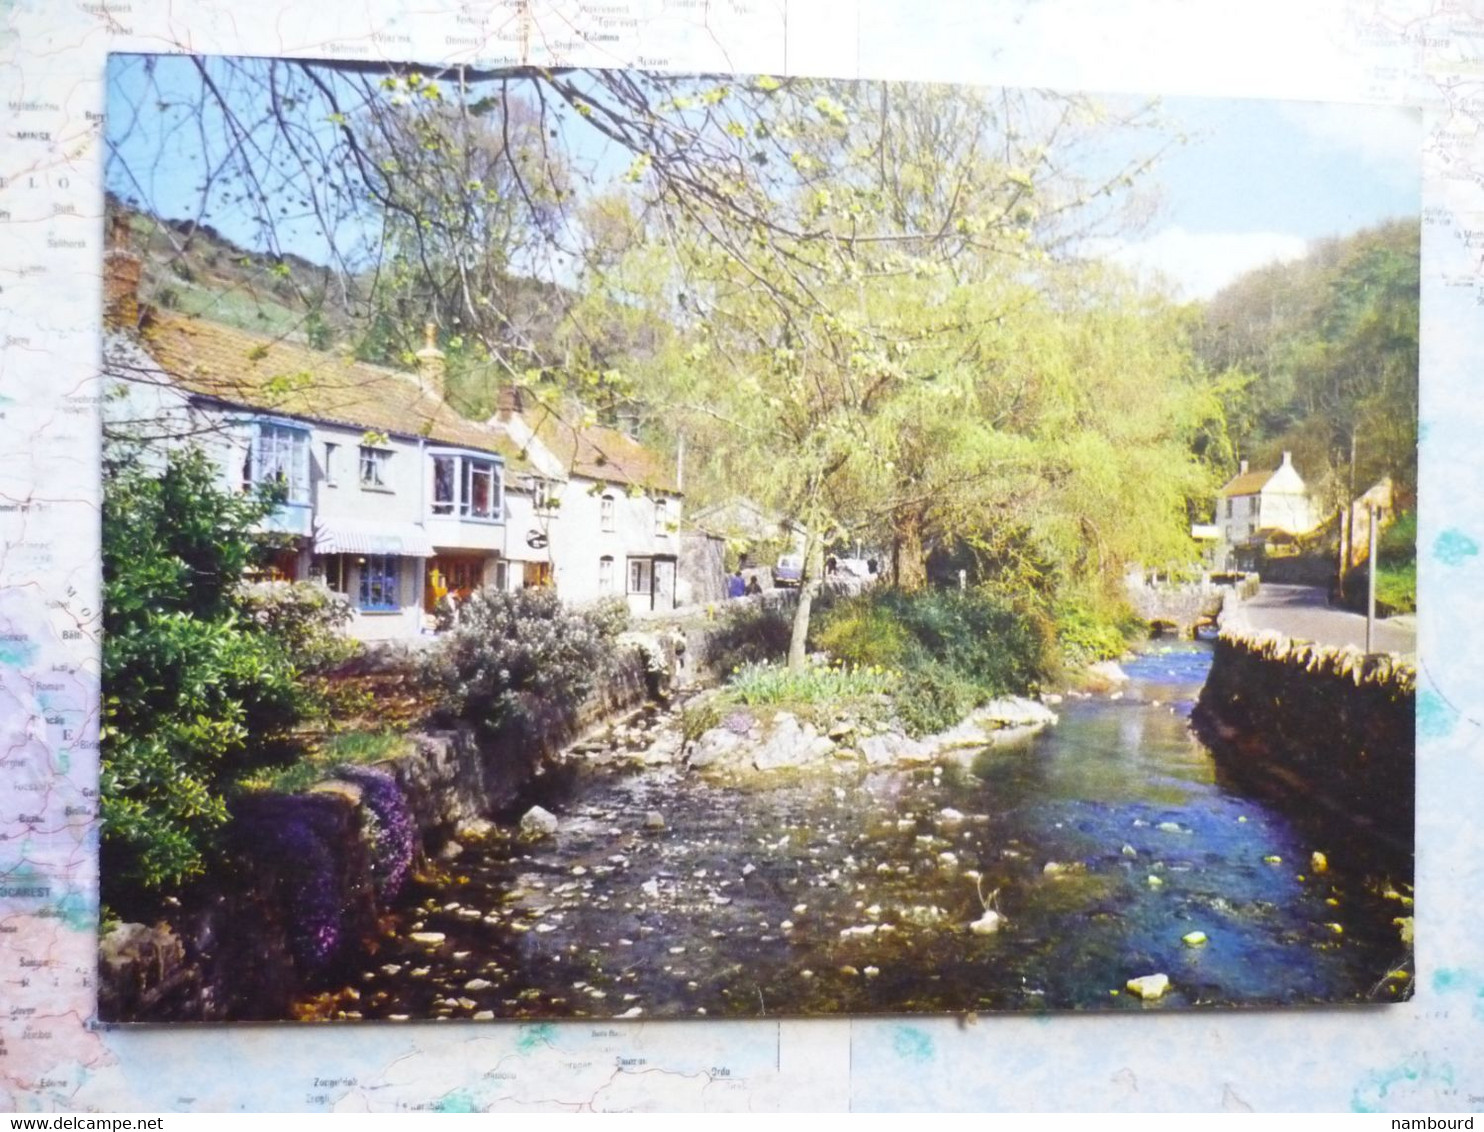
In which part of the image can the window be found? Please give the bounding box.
[602,494,616,532]
[244,421,309,502]
[493,559,509,592]
[532,477,558,514]
[655,499,669,539]
[1225,499,1233,519]
[462,458,498,519]
[599,556,615,594]
[358,554,399,612]
[429,452,501,520]
[628,557,652,595]
[360,446,391,490]
[323,441,339,487]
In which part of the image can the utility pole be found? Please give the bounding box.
[1365,503,1378,654]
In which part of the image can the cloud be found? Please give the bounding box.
[1106,227,1311,300]
[1279,101,1421,185]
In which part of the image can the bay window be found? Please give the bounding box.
[428,449,503,521]
[243,420,310,502]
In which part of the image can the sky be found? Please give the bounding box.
[105,57,1422,303]
[1102,95,1421,299]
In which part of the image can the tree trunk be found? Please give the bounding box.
[788,526,820,671]
[787,578,815,672]
[894,509,928,591]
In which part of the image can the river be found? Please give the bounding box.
[303,640,1414,1021]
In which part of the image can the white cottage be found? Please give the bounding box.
[1215,451,1317,570]
[102,243,531,640]
[488,390,684,615]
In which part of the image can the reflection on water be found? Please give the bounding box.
[311,641,1413,1021]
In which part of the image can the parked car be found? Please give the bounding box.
[773,553,804,587]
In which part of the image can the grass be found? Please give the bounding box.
[240,729,414,794]
[721,659,897,706]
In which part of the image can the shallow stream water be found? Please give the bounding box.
[310,641,1413,1020]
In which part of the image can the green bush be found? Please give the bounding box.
[812,598,910,669]
[1053,598,1135,667]
[868,587,1046,697]
[423,587,626,734]
[703,601,793,674]
[722,659,896,706]
[101,448,326,899]
[1375,562,1417,615]
[893,662,979,738]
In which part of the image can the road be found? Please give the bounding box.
[1239,583,1416,656]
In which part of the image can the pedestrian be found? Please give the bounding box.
[744,575,762,597]
[727,569,746,599]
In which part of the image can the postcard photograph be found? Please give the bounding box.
[96,54,1418,1023]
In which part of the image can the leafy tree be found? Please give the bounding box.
[100,448,323,901]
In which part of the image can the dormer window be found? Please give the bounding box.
[430,450,503,521]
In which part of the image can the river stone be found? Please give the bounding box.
[437,839,464,861]
[860,731,932,766]
[752,713,836,770]
[1087,660,1131,688]
[1182,931,1208,947]
[687,726,745,769]
[1126,973,1170,1000]
[643,810,667,831]
[519,805,559,839]
[455,817,498,840]
[969,910,1004,935]
[409,931,446,946]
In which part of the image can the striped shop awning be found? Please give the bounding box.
[312,518,436,558]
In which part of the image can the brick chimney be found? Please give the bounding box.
[414,322,446,398]
[103,213,142,328]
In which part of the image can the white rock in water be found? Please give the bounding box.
[643,810,667,831]
[641,878,661,899]
[519,806,559,839]
[1156,821,1184,834]
[464,977,494,991]
[409,931,446,945]
[1147,875,1164,889]
[937,808,966,826]
[1126,973,1170,999]
[970,911,1004,935]
[1182,931,1208,947]
[437,840,464,861]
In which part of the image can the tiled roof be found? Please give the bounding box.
[522,401,680,494]
[120,311,529,470]
[1218,469,1276,497]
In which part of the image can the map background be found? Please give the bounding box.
[1,0,1480,1112]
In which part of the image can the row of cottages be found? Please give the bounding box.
[101,241,682,640]
[1212,451,1317,571]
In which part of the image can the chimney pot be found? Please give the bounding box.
[414,322,446,397]
[1239,459,1249,475]
[1281,450,1292,467]
[496,385,524,421]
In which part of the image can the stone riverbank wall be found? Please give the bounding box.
[1192,603,1416,866]
[95,586,861,1021]
[99,642,663,1023]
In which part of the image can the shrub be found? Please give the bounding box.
[893,662,979,738]
[703,601,792,674]
[1053,598,1134,667]
[722,659,896,706]
[423,587,626,734]
[868,587,1046,697]
[101,448,323,901]
[812,597,910,669]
